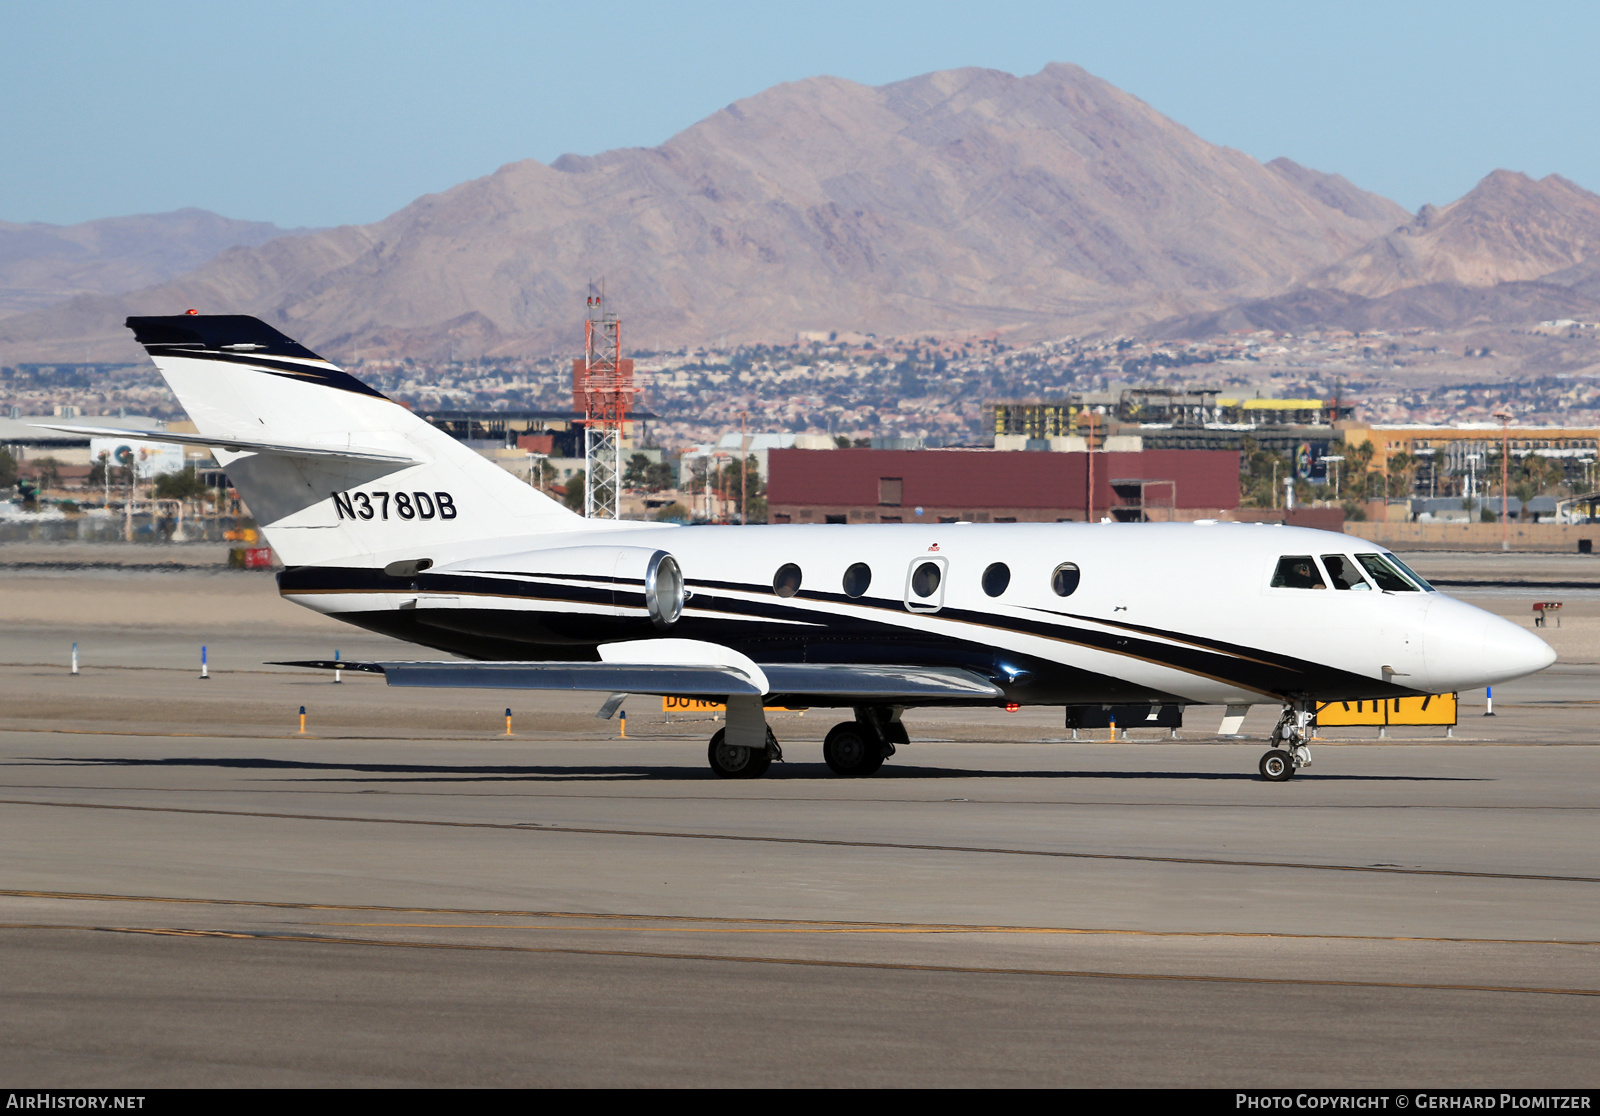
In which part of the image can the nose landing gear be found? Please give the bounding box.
[1260,701,1315,782]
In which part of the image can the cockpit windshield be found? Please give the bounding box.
[1321,554,1371,591]
[1384,553,1436,592]
[1356,553,1421,592]
[1271,556,1326,589]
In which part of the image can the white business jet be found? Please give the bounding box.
[46,315,1556,782]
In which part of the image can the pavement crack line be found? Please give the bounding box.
[2,923,1596,999]
[5,888,1599,946]
[2,796,1597,885]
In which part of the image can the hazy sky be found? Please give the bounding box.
[3,0,1596,229]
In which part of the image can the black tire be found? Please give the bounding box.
[1259,748,1294,782]
[823,721,883,777]
[855,747,885,777]
[708,728,769,779]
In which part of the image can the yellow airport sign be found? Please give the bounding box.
[662,696,797,713]
[1316,693,1457,727]
[663,696,727,713]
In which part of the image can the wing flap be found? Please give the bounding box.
[378,661,764,696]
[269,658,1000,701]
[763,664,1003,699]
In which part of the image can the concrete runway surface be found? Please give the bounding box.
[1,547,1597,1087]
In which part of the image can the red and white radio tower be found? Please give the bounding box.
[570,287,635,518]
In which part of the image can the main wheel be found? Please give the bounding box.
[823,721,884,777]
[708,728,772,779]
[1259,748,1294,782]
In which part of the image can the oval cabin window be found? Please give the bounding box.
[773,563,803,598]
[982,562,1011,597]
[1051,562,1080,597]
[842,562,872,598]
[910,561,942,598]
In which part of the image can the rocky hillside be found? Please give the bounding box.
[1150,170,1600,338]
[0,209,299,319]
[0,63,1404,364]
[1310,171,1600,297]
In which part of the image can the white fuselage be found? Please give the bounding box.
[283,520,1554,708]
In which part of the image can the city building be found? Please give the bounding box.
[1342,423,1600,494]
[989,390,1353,469]
[766,448,1241,524]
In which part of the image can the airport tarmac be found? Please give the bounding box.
[1,548,1597,1087]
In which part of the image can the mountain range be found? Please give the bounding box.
[2,63,1599,364]
[0,209,302,321]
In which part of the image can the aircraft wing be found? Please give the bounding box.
[270,660,1002,701]
[29,423,419,465]
[761,663,1002,699]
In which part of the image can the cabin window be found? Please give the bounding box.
[1051,562,1080,597]
[982,562,1011,597]
[843,562,872,598]
[1271,556,1326,589]
[1321,554,1371,591]
[1356,553,1420,592]
[910,560,942,598]
[773,563,803,598]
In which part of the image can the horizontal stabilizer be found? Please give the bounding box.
[31,424,419,466]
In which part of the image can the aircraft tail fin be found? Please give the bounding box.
[125,314,596,567]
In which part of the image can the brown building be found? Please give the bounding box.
[766,448,1241,524]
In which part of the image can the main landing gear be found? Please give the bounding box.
[823,707,907,778]
[1259,701,1315,782]
[704,706,906,779]
[708,726,782,779]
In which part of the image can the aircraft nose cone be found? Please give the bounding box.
[1427,609,1555,690]
[1487,615,1558,678]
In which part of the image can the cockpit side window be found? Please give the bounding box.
[1271,555,1327,589]
[1384,553,1436,592]
[1322,554,1372,591]
[1356,553,1418,592]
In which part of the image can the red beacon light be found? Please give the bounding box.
[186,308,198,315]
[1004,702,1020,713]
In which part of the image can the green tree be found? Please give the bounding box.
[154,466,209,500]
[1385,451,1418,499]
[651,502,689,522]
[33,456,62,493]
[623,453,653,490]
[720,453,767,523]
[563,469,586,512]
[0,447,17,488]
[531,458,557,490]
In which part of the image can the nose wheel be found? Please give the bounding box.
[1259,749,1294,781]
[1260,701,1315,782]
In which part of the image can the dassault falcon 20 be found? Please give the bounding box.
[47,314,1556,782]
